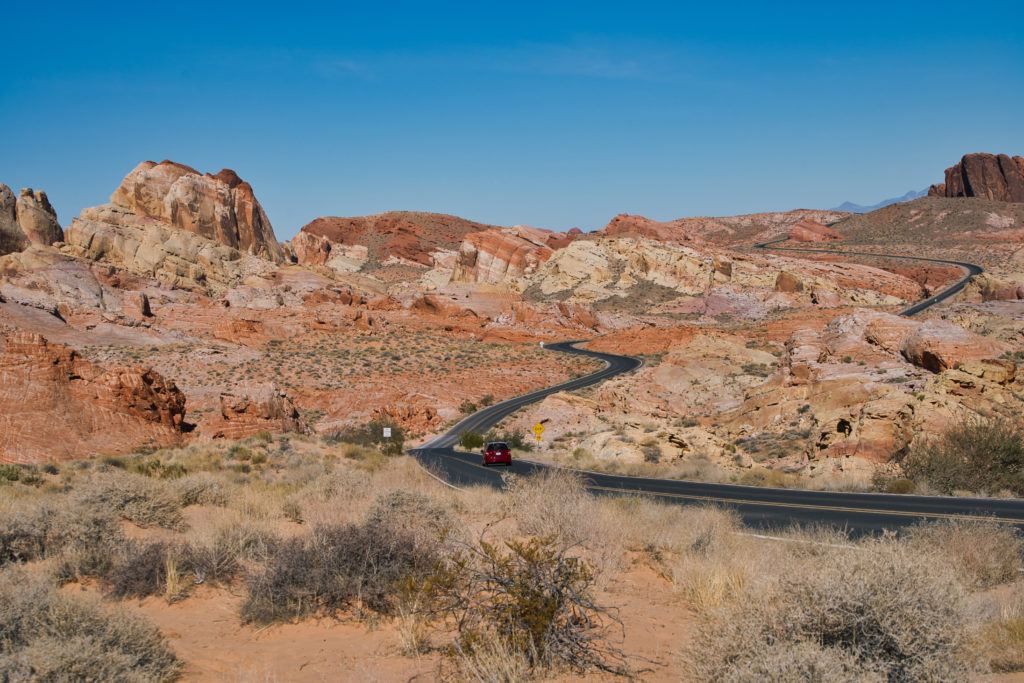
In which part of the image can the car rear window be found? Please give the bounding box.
[487,442,509,450]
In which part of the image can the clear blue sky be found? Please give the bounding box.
[1,2,1021,238]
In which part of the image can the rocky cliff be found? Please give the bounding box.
[0,331,186,463]
[0,184,63,255]
[928,153,1024,203]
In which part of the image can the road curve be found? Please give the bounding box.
[752,236,984,316]
[412,344,1024,534]
[412,245,1021,534]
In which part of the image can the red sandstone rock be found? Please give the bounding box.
[299,211,498,266]
[929,153,1024,203]
[0,330,185,463]
[0,184,63,256]
[210,382,307,439]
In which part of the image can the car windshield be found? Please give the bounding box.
[487,442,509,450]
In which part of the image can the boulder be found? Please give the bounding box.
[775,271,804,293]
[900,319,1009,372]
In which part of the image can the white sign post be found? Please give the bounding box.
[382,427,392,439]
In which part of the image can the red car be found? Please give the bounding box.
[481,441,512,466]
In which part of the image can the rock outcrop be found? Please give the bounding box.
[299,211,499,267]
[451,226,557,284]
[0,331,185,463]
[928,153,1024,203]
[209,382,307,439]
[110,161,284,261]
[62,161,282,294]
[601,209,848,246]
[788,220,840,242]
[0,184,63,255]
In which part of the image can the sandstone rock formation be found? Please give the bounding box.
[451,226,556,284]
[0,184,63,255]
[601,209,847,246]
[299,211,499,267]
[209,382,307,439]
[0,331,185,463]
[110,161,284,260]
[788,220,840,242]
[62,161,283,295]
[928,153,1024,203]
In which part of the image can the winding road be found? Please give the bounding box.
[412,241,1024,533]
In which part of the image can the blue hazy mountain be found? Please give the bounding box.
[833,189,928,213]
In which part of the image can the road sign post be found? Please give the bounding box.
[531,422,545,442]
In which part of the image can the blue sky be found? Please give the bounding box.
[1,2,1021,238]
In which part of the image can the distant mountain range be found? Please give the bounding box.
[832,189,927,214]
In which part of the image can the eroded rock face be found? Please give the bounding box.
[210,382,307,439]
[111,161,284,261]
[452,226,556,284]
[0,331,185,463]
[928,153,1024,203]
[0,184,63,255]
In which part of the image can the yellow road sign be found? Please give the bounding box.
[532,422,545,441]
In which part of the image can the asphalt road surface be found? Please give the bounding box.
[752,236,985,317]
[412,246,1024,534]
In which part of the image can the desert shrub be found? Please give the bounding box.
[0,463,41,486]
[905,519,1023,590]
[0,498,122,578]
[173,472,230,506]
[902,415,1024,495]
[0,569,180,681]
[364,490,458,547]
[324,419,405,456]
[459,400,478,414]
[438,535,627,675]
[503,469,597,549]
[73,470,185,530]
[459,430,485,450]
[480,394,495,407]
[980,584,1024,673]
[683,538,978,681]
[242,519,441,624]
[103,540,183,601]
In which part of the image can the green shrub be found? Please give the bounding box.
[459,430,485,450]
[0,569,180,681]
[902,416,1024,495]
[324,419,405,456]
[459,400,478,415]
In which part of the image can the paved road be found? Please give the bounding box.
[752,236,984,316]
[412,245,1023,534]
